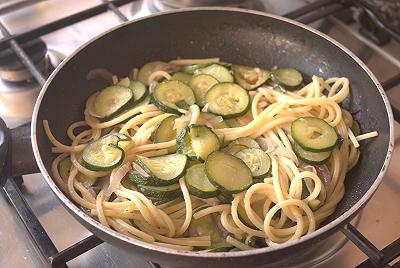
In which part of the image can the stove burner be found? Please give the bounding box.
[0,38,49,84]
[0,48,64,126]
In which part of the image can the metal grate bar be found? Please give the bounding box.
[296,3,347,24]
[382,74,400,92]
[357,239,400,268]
[284,0,338,19]
[1,177,64,267]
[50,235,103,267]
[0,21,46,85]
[0,0,135,50]
[102,0,129,22]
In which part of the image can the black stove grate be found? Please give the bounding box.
[0,0,399,267]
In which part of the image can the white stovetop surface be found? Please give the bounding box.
[0,1,399,267]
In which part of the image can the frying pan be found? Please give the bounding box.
[0,8,393,268]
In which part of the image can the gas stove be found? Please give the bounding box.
[0,1,399,268]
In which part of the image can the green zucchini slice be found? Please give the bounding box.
[137,61,163,85]
[129,80,148,106]
[234,148,271,178]
[197,64,234,83]
[58,157,98,187]
[170,72,192,83]
[185,163,219,198]
[205,83,250,119]
[189,74,219,107]
[93,86,133,119]
[222,144,248,155]
[137,183,182,199]
[271,68,303,89]
[82,134,127,171]
[232,65,270,90]
[237,199,265,229]
[231,137,261,149]
[177,125,221,161]
[182,64,209,74]
[293,142,331,165]
[189,213,232,250]
[205,151,253,193]
[133,154,187,184]
[151,115,179,143]
[151,80,195,114]
[291,117,338,152]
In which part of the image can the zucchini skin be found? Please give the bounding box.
[205,82,251,119]
[133,154,188,185]
[129,171,181,186]
[176,124,221,161]
[204,151,253,194]
[291,117,338,152]
[136,184,182,199]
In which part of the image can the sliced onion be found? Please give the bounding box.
[105,162,131,197]
[315,164,331,191]
[86,68,113,84]
[154,62,181,73]
[117,77,130,88]
[201,104,209,113]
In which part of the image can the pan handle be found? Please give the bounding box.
[0,118,39,186]
[340,223,384,266]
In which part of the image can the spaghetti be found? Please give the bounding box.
[44,58,378,251]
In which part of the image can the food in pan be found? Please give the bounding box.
[44,58,378,251]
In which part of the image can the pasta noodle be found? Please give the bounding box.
[45,58,378,252]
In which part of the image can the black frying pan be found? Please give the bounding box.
[1,8,393,268]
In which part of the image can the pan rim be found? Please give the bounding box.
[31,7,394,259]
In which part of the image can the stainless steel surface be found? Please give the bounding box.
[0,0,399,267]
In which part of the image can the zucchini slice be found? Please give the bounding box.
[137,61,163,85]
[58,157,98,188]
[271,68,303,90]
[177,125,221,160]
[137,183,182,199]
[232,65,270,90]
[151,80,195,114]
[189,74,219,107]
[222,144,248,155]
[183,64,209,74]
[189,213,232,250]
[185,163,219,198]
[291,117,338,152]
[200,112,229,129]
[293,142,331,165]
[234,148,271,178]
[82,134,127,171]
[237,199,265,229]
[129,80,148,106]
[133,154,187,185]
[197,64,234,83]
[231,137,261,149]
[205,151,253,193]
[205,83,250,119]
[308,199,321,211]
[151,115,179,143]
[121,176,137,190]
[93,86,133,119]
[170,72,192,83]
